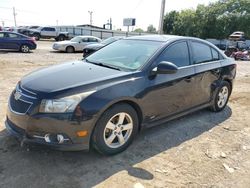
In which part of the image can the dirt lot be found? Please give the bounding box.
[0,41,250,188]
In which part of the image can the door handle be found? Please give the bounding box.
[185,77,194,82]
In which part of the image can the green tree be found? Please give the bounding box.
[147,24,157,33]
[163,0,250,39]
[134,28,144,33]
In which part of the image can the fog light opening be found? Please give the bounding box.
[44,134,51,143]
[57,134,65,144]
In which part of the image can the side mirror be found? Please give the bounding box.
[152,61,178,75]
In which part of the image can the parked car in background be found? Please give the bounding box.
[0,31,36,53]
[0,26,3,31]
[215,44,226,50]
[229,31,245,41]
[6,35,236,155]
[224,41,249,57]
[28,26,69,41]
[15,26,40,36]
[53,36,101,53]
[83,36,125,57]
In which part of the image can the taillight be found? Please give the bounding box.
[30,37,36,42]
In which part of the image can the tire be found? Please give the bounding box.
[58,35,65,41]
[33,33,40,41]
[92,103,139,155]
[210,81,231,112]
[66,46,74,53]
[20,45,30,53]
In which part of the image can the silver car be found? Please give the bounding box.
[52,36,101,53]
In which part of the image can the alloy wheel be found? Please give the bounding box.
[103,112,133,148]
[217,86,229,108]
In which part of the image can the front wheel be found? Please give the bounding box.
[20,45,30,53]
[210,81,231,112]
[92,104,139,155]
[66,46,74,53]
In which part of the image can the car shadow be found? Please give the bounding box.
[0,50,34,54]
[0,107,232,187]
[50,50,83,54]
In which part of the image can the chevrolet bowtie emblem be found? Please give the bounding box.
[14,90,22,100]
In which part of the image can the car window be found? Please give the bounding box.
[158,41,190,67]
[89,38,98,42]
[49,28,55,31]
[8,33,19,38]
[82,38,88,42]
[0,33,4,38]
[192,41,213,64]
[211,48,219,61]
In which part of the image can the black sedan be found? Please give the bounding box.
[5,35,236,155]
[0,31,37,53]
[82,36,124,57]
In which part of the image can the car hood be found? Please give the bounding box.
[21,61,131,95]
[84,43,105,50]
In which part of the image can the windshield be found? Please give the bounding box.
[86,39,162,71]
[101,37,118,45]
[70,36,82,42]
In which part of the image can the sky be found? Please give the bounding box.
[0,0,217,31]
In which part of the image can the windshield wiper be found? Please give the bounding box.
[85,59,121,71]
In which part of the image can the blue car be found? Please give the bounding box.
[0,31,37,53]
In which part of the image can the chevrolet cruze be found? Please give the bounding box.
[5,35,236,155]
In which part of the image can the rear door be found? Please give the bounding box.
[77,37,90,51]
[190,41,222,104]
[41,27,56,37]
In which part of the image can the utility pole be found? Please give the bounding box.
[109,17,112,30]
[56,20,58,26]
[2,21,4,27]
[88,11,93,25]
[13,7,17,27]
[158,0,165,34]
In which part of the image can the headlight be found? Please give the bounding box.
[39,91,95,113]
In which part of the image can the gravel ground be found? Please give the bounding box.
[0,41,250,188]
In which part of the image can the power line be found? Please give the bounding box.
[0,6,38,14]
[129,0,144,16]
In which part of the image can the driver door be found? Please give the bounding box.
[142,41,198,122]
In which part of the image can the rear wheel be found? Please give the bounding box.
[92,104,139,155]
[20,45,30,53]
[58,35,65,41]
[66,46,74,53]
[210,81,231,112]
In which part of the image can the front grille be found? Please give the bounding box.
[9,92,32,114]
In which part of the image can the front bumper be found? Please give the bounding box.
[5,118,87,151]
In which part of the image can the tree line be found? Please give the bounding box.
[163,0,250,39]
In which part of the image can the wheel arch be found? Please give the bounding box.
[66,45,75,52]
[88,98,144,148]
[222,78,232,94]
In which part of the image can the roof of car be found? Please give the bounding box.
[126,35,184,42]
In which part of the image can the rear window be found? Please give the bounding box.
[211,48,220,61]
[192,42,213,64]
